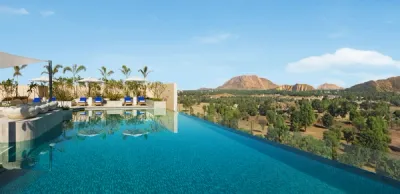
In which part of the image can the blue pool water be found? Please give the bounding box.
[0,110,399,193]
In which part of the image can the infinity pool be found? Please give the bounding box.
[0,109,399,193]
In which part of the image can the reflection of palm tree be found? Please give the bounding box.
[62,120,74,140]
[105,114,123,134]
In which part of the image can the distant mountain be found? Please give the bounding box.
[217,75,278,90]
[276,84,315,92]
[317,83,344,90]
[349,76,400,92]
[198,87,213,90]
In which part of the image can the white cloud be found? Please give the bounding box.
[194,33,237,44]
[286,48,400,73]
[0,5,29,15]
[40,11,54,17]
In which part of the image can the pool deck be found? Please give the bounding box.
[0,110,71,143]
[72,105,152,110]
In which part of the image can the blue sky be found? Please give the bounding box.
[1,0,399,89]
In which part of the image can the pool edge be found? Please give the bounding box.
[180,112,400,189]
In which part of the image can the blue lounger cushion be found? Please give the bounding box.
[137,96,145,102]
[33,97,41,103]
[95,97,103,103]
[125,96,132,102]
[79,97,87,102]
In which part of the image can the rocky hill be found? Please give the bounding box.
[276,84,315,91]
[217,75,278,90]
[317,83,344,90]
[349,76,400,92]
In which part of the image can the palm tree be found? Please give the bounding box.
[99,66,114,81]
[13,65,27,97]
[63,64,87,97]
[138,66,152,80]
[120,65,131,79]
[138,66,152,97]
[42,64,63,78]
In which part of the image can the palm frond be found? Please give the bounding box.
[76,65,86,73]
[63,66,72,74]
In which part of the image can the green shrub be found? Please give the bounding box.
[105,92,123,101]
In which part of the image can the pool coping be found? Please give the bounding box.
[180,112,400,189]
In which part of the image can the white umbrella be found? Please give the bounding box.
[30,76,57,97]
[78,77,104,83]
[78,77,104,96]
[30,76,53,82]
[125,76,145,82]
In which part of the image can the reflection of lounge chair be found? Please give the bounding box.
[122,129,148,137]
[33,97,41,103]
[77,129,103,137]
[78,97,88,106]
[137,96,146,106]
[123,96,133,106]
[94,96,103,106]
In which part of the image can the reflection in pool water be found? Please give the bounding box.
[0,110,399,193]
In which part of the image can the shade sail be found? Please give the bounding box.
[78,77,103,83]
[0,51,45,69]
[125,76,145,82]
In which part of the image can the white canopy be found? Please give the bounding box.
[30,76,53,82]
[0,51,45,69]
[125,76,145,82]
[78,77,104,83]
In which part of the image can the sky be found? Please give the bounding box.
[1,0,400,90]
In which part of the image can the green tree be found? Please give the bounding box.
[266,110,276,126]
[202,105,207,118]
[63,64,87,97]
[349,110,361,121]
[99,66,114,81]
[352,116,366,131]
[322,113,334,128]
[290,110,302,131]
[13,65,27,97]
[343,127,356,144]
[357,116,391,152]
[267,126,290,143]
[328,101,340,117]
[275,115,287,130]
[120,65,131,79]
[138,66,152,97]
[311,99,323,113]
[42,64,63,78]
[299,101,316,131]
[323,128,341,160]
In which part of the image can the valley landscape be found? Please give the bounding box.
[179,74,400,178]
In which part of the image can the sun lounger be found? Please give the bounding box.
[123,96,133,106]
[33,97,41,103]
[78,97,88,106]
[50,97,56,102]
[94,96,104,106]
[137,96,146,106]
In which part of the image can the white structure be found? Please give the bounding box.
[125,76,145,82]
